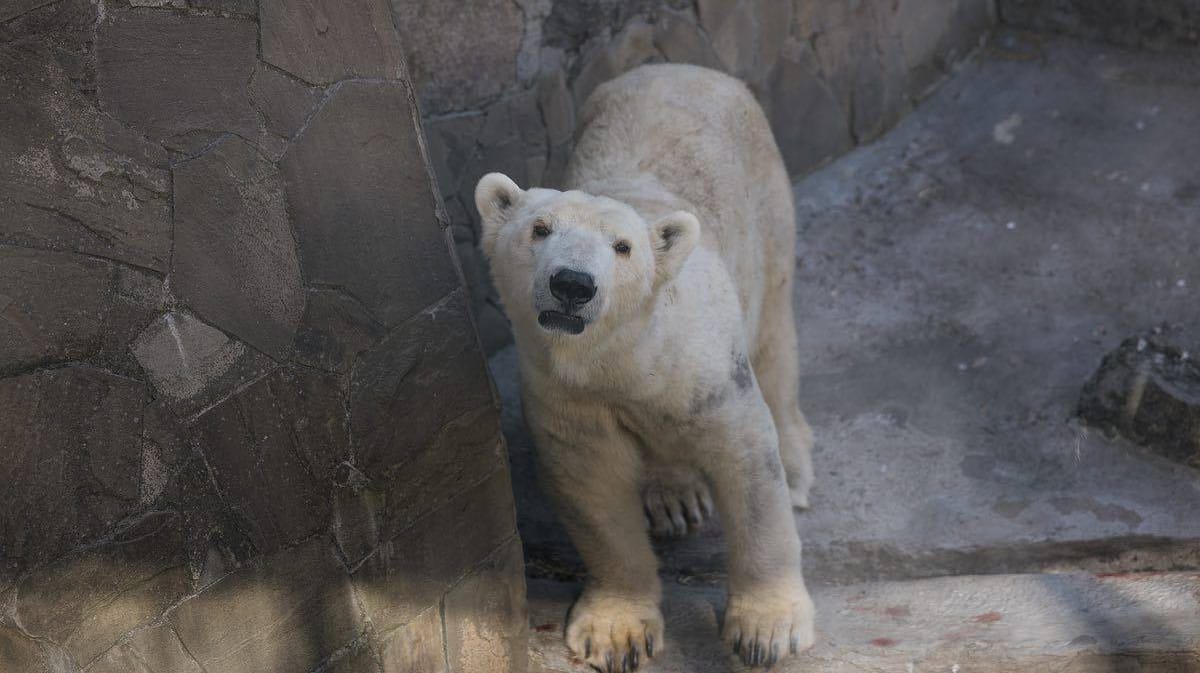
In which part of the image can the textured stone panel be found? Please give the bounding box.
[0,248,114,375]
[537,68,576,148]
[193,367,348,553]
[350,290,495,478]
[170,538,364,673]
[391,0,523,113]
[0,45,170,271]
[336,406,504,565]
[572,20,659,109]
[352,468,517,633]
[444,541,528,673]
[15,513,191,665]
[752,0,792,79]
[653,8,723,70]
[190,0,257,15]
[88,623,204,673]
[281,81,459,328]
[699,0,756,76]
[0,367,147,581]
[0,626,47,672]
[0,0,99,97]
[251,63,324,139]
[261,0,404,85]
[294,289,386,373]
[379,608,446,673]
[768,39,852,174]
[97,9,258,152]
[324,640,384,673]
[130,311,275,417]
[173,136,304,358]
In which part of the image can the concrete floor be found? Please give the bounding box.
[490,32,1200,670]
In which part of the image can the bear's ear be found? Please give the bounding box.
[651,210,700,287]
[474,173,523,259]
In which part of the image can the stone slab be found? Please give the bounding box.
[528,572,1200,672]
[492,35,1200,586]
[172,136,304,359]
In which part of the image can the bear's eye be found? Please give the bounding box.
[532,222,551,239]
[613,241,631,256]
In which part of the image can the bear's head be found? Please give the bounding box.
[474,172,699,340]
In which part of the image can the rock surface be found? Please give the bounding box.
[1,2,526,671]
[1079,335,1200,469]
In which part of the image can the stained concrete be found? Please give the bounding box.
[529,572,1200,672]
[495,32,1200,668]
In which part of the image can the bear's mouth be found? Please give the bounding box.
[538,310,586,335]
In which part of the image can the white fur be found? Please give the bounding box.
[476,63,816,671]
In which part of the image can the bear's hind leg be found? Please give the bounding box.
[642,466,714,537]
[753,291,815,509]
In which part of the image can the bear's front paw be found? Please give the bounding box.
[566,591,664,672]
[723,582,815,668]
[642,472,713,537]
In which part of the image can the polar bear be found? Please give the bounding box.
[475,63,815,670]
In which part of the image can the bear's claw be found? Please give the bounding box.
[723,582,815,668]
[643,473,713,537]
[567,593,663,673]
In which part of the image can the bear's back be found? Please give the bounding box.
[566,63,796,337]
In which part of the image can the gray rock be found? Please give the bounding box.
[130,311,275,417]
[391,0,523,114]
[250,63,324,139]
[0,627,46,673]
[96,9,259,153]
[293,289,385,374]
[444,541,528,673]
[351,468,517,633]
[0,248,116,375]
[170,537,363,673]
[172,136,305,359]
[572,19,659,109]
[88,623,205,673]
[281,81,459,328]
[1079,335,1200,470]
[766,39,852,174]
[15,512,191,665]
[378,608,445,673]
[348,292,503,540]
[706,0,757,76]
[751,0,792,78]
[538,67,575,147]
[192,367,347,553]
[0,367,146,583]
[1,0,50,22]
[0,0,99,99]
[0,45,170,272]
[652,7,723,69]
[189,0,256,15]
[260,0,404,85]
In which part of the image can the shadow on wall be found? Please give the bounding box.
[0,514,526,673]
[397,0,998,353]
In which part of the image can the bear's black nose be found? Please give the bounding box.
[549,269,596,307]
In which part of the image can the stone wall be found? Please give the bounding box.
[1,2,526,673]
[999,0,1200,49]
[400,0,998,352]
